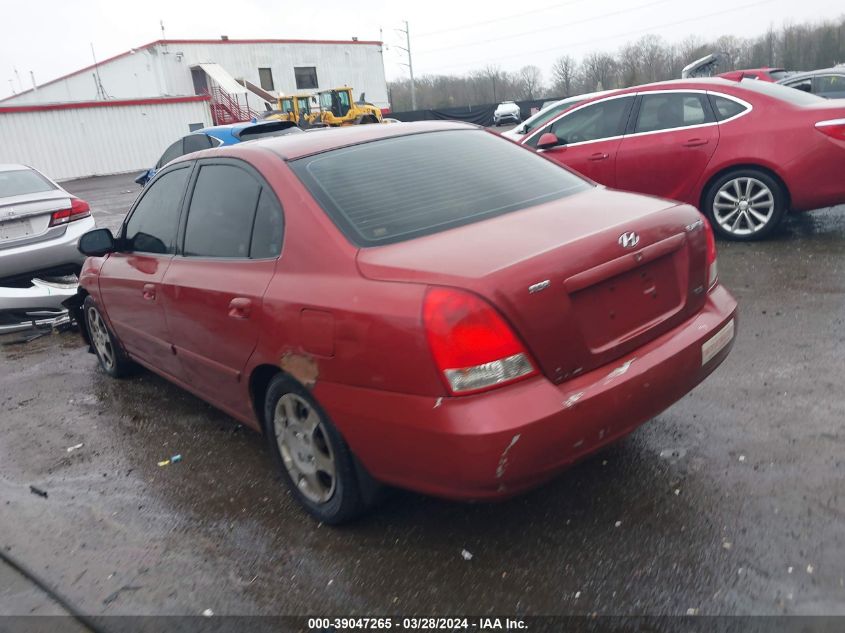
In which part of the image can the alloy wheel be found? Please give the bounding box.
[274,393,337,504]
[86,306,115,371]
[712,177,775,236]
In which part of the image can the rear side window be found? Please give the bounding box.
[125,167,190,254]
[0,169,55,197]
[709,96,748,121]
[634,93,713,133]
[183,134,214,154]
[817,75,845,98]
[291,129,590,246]
[249,189,284,259]
[156,139,184,168]
[527,96,634,148]
[183,164,262,258]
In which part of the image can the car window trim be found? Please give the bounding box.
[176,156,285,261]
[626,91,717,137]
[119,162,195,254]
[525,89,752,149]
[525,93,635,148]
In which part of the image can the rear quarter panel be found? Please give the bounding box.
[241,149,445,404]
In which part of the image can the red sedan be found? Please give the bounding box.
[72,122,736,523]
[519,78,845,240]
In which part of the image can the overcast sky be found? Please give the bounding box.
[2,0,842,98]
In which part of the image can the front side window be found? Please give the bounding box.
[183,164,262,258]
[124,167,190,254]
[294,66,318,90]
[528,96,633,147]
[710,95,748,121]
[291,129,590,246]
[634,93,713,133]
[524,101,581,134]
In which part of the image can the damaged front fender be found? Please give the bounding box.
[61,289,92,349]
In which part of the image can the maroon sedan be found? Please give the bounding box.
[73,122,737,523]
[520,79,845,240]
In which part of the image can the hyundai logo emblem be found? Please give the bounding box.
[618,231,640,249]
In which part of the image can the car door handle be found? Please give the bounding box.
[228,297,252,319]
[142,283,156,301]
[588,152,609,161]
[682,138,709,147]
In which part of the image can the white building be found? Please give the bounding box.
[0,38,388,180]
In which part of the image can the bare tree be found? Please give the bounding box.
[581,52,618,91]
[517,65,543,100]
[550,54,578,96]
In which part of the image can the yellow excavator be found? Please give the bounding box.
[265,87,382,128]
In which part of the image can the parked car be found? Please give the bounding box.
[778,66,845,99]
[0,164,94,331]
[681,54,793,82]
[0,164,94,282]
[135,120,301,186]
[70,122,737,523]
[519,78,845,240]
[492,101,521,126]
[501,91,612,141]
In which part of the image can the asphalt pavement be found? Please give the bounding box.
[1,173,844,617]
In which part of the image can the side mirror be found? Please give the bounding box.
[537,132,561,150]
[78,228,115,257]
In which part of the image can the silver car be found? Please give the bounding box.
[0,164,94,282]
[1,164,94,333]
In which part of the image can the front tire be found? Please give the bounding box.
[83,296,134,378]
[264,374,369,524]
[703,168,786,241]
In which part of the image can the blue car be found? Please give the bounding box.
[135,120,300,186]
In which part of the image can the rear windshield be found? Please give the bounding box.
[290,129,590,246]
[0,168,55,198]
[738,78,824,105]
[239,123,302,142]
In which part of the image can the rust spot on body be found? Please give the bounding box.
[280,352,319,388]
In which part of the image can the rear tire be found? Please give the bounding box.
[83,296,134,378]
[703,168,786,241]
[264,374,371,524]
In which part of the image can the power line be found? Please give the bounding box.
[415,0,589,39]
[416,0,677,55]
[419,0,775,74]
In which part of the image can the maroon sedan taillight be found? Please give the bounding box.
[49,198,91,227]
[702,215,718,290]
[423,287,538,395]
[815,119,845,141]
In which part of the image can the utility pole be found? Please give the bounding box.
[396,20,416,110]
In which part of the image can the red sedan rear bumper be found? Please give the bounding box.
[317,285,737,500]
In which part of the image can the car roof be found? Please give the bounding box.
[0,163,32,172]
[200,120,478,161]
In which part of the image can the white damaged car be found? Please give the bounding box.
[0,164,93,332]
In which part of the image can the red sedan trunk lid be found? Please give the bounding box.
[356,187,709,383]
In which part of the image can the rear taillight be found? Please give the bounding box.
[815,118,845,141]
[49,198,90,227]
[423,287,538,395]
[702,215,718,290]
